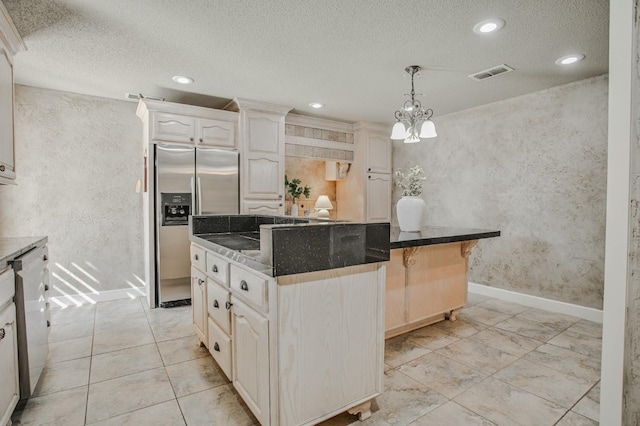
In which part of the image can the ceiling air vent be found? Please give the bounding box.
[468,64,514,81]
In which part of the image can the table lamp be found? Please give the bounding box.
[314,195,333,219]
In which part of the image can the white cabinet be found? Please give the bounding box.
[191,266,207,346]
[225,98,291,215]
[366,173,392,222]
[0,268,18,426]
[150,112,236,147]
[137,99,238,149]
[337,122,392,222]
[0,4,25,185]
[232,298,270,426]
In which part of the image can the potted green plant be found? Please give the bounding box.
[284,175,311,216]
[395,165,427,231]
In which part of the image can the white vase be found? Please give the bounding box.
[290,203,299,217]
[396,196,426,232]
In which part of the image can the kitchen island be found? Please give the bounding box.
[189,215,390,426]
[385,226,500,338]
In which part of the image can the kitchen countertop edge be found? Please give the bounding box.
[0,236,48,270]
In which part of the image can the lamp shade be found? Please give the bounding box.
[314,195,333,210]
[419,120,437,138]
[390,122,407,140]
[405,133,421,143]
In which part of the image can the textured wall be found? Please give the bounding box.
[0,85,144,300]
[393,75,608,309]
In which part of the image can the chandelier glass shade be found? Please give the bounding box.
[390,65,437,143]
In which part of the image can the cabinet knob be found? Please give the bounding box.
[279,203,283,207]
[213,300,219,308]
[199,138,203,143]
[45,284,49,291]
[213,265,218,273]
[225,301,233,310]
[194,254,199,261]
[0,165,5,172]
[0,328,4,340]
[43,254,48,261]
[189,137,194,142]
[240,280,249,291]
[213,342,220,352]
[198,278,204,286]
[368,175,371,179]
[368,167,371,172]
[278,194,283,199]
[47,320,51,327]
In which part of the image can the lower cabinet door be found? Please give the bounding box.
[208,317,232,380]
[191,267,207,345]
[0,303,19,426]
[232,298,269,425]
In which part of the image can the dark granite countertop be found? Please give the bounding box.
[190,215,390,277]
[0,236,48,270]
[390,226,500,249]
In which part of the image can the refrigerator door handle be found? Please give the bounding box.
[190,176,196,215]
[197,176,202,216]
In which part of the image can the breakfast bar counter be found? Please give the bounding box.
[385,226,500,339]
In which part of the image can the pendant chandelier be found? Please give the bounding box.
[390,65,437,143]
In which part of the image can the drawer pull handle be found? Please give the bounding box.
[213,265,218,273]
[45,284,49,291]
[194,254,199,261]
[198,279,204,286]
[43,254,48,261]
[213,342,220,352]
[240,280,249,291]
[225,301,233,310]
[213,300,219,308]
[0,328,4,340]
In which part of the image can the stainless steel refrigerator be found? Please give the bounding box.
[154,144,239,307]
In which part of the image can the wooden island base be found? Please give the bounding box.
[385,240,478,339]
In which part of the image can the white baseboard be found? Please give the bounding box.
[468,282,603,324]
[49,287,146,309]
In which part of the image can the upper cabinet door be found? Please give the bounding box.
[366,132,391,174]
[151,112,196,144]
[246,112,281,155]
[242,111,284,200]
[198,119,236,148]
[0,50,15,183]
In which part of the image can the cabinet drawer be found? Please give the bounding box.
[207,317,231,380]
[230,265,268,313]
[191,244,206,272]
[205,252,229,285]
[0,268,14,309]
[207,280,231,334]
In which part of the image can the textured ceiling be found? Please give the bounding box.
[3,0,609,125]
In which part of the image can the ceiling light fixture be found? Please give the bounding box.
[390,65,437,143]
[473,18,505,34]
[172,75,194,84]
[555,54,585,65]
[309,102,324,109]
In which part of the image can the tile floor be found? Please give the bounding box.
[11,293,602,426]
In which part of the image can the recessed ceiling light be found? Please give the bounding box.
[172,75,194,84]
[555,54,585,65]
[473,18,505,34]
[309,102,324,109]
